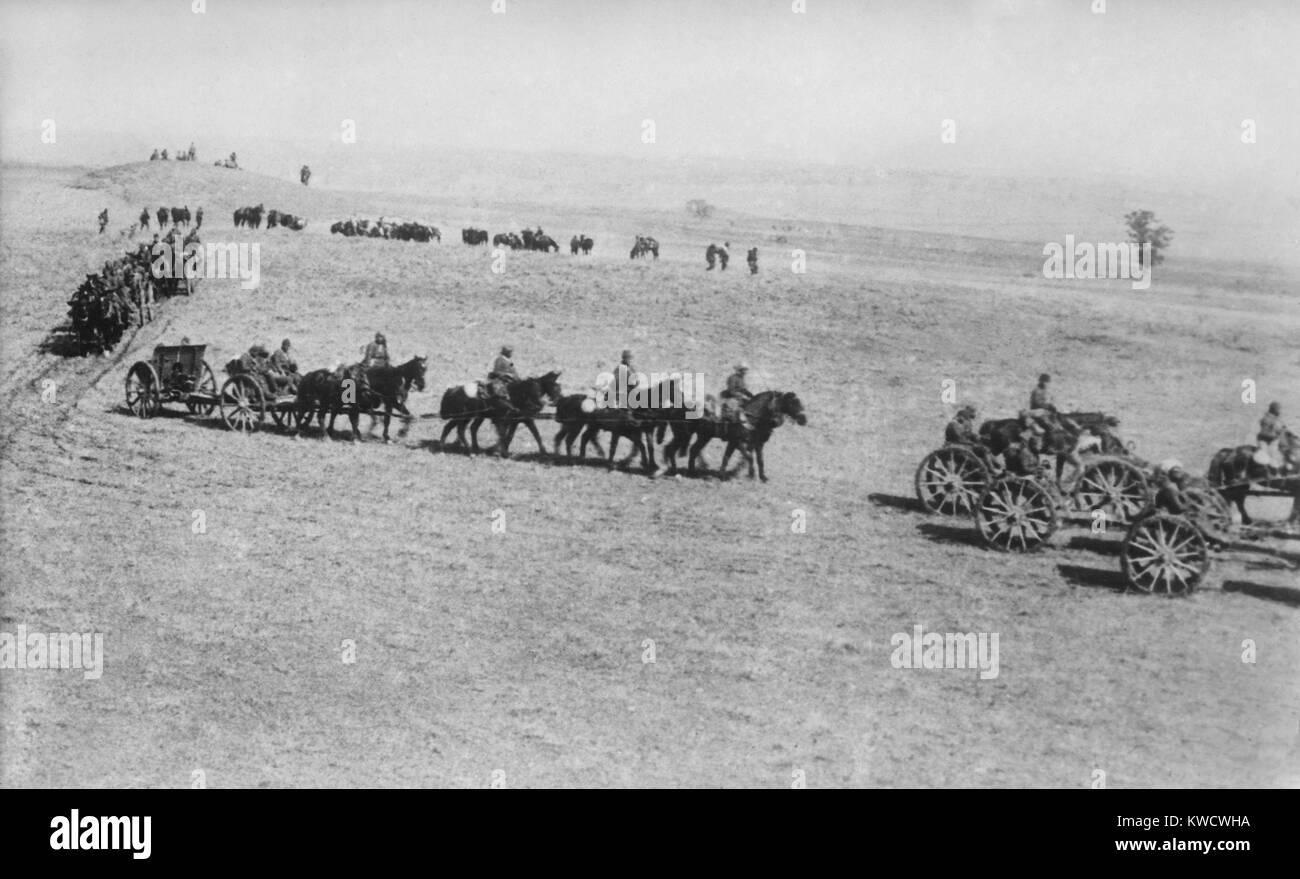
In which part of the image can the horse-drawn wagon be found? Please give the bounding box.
[124,343,218,418]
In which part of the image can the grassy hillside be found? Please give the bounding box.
[1,161,1297,788]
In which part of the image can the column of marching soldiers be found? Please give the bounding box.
[68,213,203,355]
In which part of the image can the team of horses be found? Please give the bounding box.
[436,372,807,481]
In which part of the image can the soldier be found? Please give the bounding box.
[945,405,979,445]
[1154,464,1190,515]
[611,349,639,407]
[1028,373,1056,426]
[97,209,108,234]
[139,207,150,230]
[747,247,758,274]
[719,242,730,270]
[720,363,753,423]
[195,206,204,230]
[271,339,300,393]
[487,344,520,412]
[1257,402,1288,469]
[705,244,717,271]
[362,332,389,368]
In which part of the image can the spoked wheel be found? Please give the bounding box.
[975,475,1059,551]
[1121,513,1209,595]
[1072,457,1151,524]
[124,362,161,418]
[220,374,266,433]
[915,445,991,516]
[1183,487,1236,539]
[185,360,218,417]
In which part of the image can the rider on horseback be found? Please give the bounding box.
[487,345,520,413]
[1256,402,1289,471]
[362,332,389,368]
[610,349,639,408]
[720,363,753,425]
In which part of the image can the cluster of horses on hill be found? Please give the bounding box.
[489,229,561,252]
[267,209,307,231]
[65,233,199,355]
[330,218,439,240]
[630,235,659,259]
[233,204,266,228]
[139,205,197,230]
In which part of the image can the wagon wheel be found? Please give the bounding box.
[1121,513,1209,595]
[974,475,1059,552]
[185,360,218,417]
[914,445,991,516]
[220,374,266,433]
[124,362,161,418]
[1183,487,1235,539]
[1072,457,1151,524]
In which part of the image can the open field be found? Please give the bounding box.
[2,160,1297,788]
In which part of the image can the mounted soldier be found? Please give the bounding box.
[719,363,753,423]
[1256,402,1288,470]
[362,332,390,368]
[486,344,520,412]
[610,349,638,408]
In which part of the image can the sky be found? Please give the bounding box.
[1,0,1297,192]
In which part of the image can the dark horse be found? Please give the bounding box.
[664,390,807,481]
[363,356,428,442]
[438,371,563,457]
[1207,430,1299,524]
[292,357,426,442]
[293,364,372,441]
[553,393,661,473]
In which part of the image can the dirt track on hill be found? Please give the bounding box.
[1,163,1297,788]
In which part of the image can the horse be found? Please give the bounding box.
[363,356,427,443]
[266,209,280,229]
[534,234,559,253]
[292,364,372,442]
[1207,430,1300,524]
[438,371,562,457]
[552,392,664,472]
[157,207,169,229]
[665,390,806,481]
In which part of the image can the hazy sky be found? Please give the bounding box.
[1,0,1296,188]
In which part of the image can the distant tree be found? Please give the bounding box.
[1123,210,1173,267]
[686,199,714,220]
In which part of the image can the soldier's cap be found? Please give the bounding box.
[621,349,633,360]
[1038,373,1051,384]
[958,405,976,417]
[1103,415,1120,426]
[734,363,749,372]
[501,345,513,354]
[281,339,291,348]
[1268,401,1281,413]
[249,345,269,356]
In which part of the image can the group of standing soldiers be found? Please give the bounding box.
[705,242,760,274]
